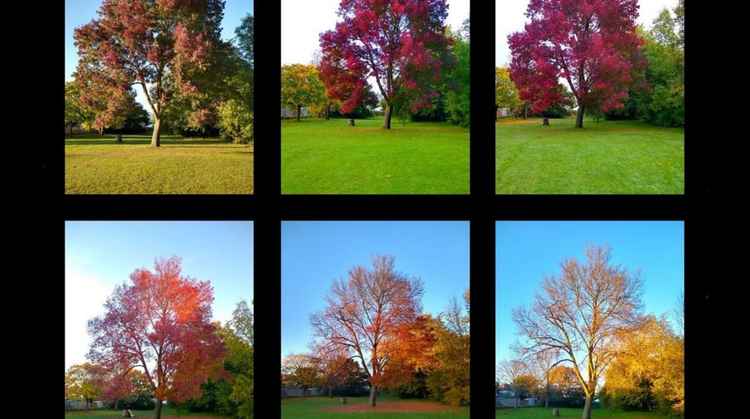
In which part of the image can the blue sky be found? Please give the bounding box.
[495,221,684,364]
[281,221,470,358]
[65,221,253,369]
[65,0,254,109]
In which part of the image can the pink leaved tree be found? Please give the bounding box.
[508,0,646,128]
[319,0,451,129]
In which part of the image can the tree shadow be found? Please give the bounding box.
[65,136,231,146]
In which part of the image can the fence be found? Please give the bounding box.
[281,387,324,398]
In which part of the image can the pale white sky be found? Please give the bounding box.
[281,0,471,65]
[495,0,682,66]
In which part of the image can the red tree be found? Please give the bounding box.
[508,0,646,128]
[74,0,224,146]
[311,255,423,406]
[87,257,224,419]
[319,0,451,129]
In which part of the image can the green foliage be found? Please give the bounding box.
[606,6,684,127]
[235,14,254,67]
[218,100,253,144]
[397,371,430,399]
[183,300,254,418]
[183,379,235,415]
[65,81,92,134]
[114,393,156,411]
[443,24,470,127]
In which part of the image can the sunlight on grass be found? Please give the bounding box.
[65,135,253,194]
[495,118,684,194]
[282,118,469,194]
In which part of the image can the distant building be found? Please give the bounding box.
[281,106,310,119]
[496,107,512,118]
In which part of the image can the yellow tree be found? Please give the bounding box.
[281,64,326,121]
[65,363,104,410]
[429,292,470,406]
[603,315,684,414]
[282,353,322,396]
[495,67,522,118]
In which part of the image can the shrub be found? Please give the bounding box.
[218,100,253,144]
[115,394,155,410]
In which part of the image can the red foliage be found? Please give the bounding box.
[87,257,224,404]
[73,0,222,132]
[318,0,450,115]
[508,0,646,114]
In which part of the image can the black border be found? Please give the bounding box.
[44,0,716,418]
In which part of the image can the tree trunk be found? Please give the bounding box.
[99,127,104,136]
[383,104,392,129]
[581,394,593,419]
[297,105,302,121]
[369,384,377,407]
[523,103,528,119]
[151,117,162,147]
[576,104,585,128]
[154,399,163,419]
[326,103,331,120]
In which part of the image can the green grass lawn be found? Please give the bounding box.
[282,118,469,194]
[495,407,672,419]
[282,396,469,419]
[65,406,227,418]
[495,118,684,194]
[65,135,253,194]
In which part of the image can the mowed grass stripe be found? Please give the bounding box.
[495,118,684,194]
[495,407,673,419]
[282,118,469,194]
[65,136,253,194]
[282,396,470,419]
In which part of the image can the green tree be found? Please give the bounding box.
[443,23,470,127]
[64,81,91,137]
[235,14,254,67]
[281,64,326,121]
[218,100,253,144]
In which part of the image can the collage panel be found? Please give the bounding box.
[495,0,685,194]
[64,0,255,194]
[495,221,684,418]
[281,221,470,417]
[280,0,471,194]
[65,221,254,418]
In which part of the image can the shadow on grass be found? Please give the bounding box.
[65,136,231,146]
